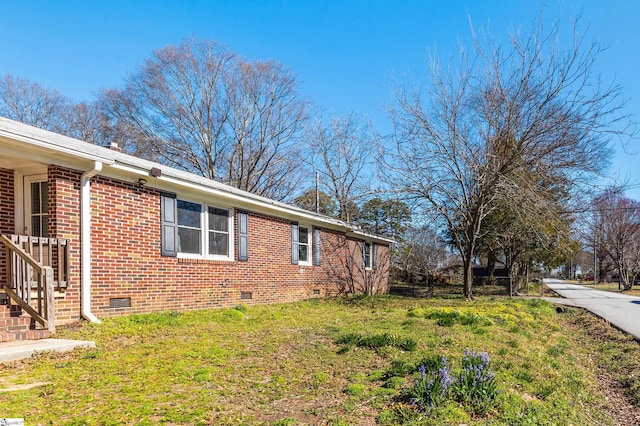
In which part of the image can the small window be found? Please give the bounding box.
[363,242,372,269]
[208,207,229,256]
[298,226,310,263]
[291,223,312,265]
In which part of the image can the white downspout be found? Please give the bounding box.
[80,161,102,323]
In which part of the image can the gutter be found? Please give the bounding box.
[80,161,103,324]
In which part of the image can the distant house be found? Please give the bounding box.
[0,117,392,341]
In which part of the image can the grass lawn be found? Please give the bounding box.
[1,295,639,425]
[577,281,640,297]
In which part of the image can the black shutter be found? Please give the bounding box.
[291,222,299,264]
[160,192,178,257]
[238,211,248,261]
[313,228,321,266]
[372,243,378,270]
[362,241,366,269]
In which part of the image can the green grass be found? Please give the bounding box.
[580,282,640,297]
[0,296,636,424]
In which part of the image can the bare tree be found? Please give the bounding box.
[306,112,376,222]
[396,225,451,280]
[100,39,308,201]
[383,15,631,300]
[592,188,640,290]
[0,74,68,131]
[59,101,121,147]
[324,234,389,296]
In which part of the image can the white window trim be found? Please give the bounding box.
[298,224,312,266]
[177,198,234,261]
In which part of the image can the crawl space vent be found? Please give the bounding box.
[240,291,252,300]
[109,297,131,309]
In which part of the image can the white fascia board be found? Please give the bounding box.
[345,230,396,245]
[0,119,114,165]
[0,139,106,172]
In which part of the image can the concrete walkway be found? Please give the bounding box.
[0,338,95,362]
[544,278,640,340]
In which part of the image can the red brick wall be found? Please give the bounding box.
[48,166,83,323]
[45,167,390,322]
[0,168,15,282]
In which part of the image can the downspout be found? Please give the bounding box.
[80,161,103,323]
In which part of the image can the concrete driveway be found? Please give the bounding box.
[544,278,640,340]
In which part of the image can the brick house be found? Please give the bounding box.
[0,117,392,340]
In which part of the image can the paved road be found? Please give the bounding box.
[544,278,640,340]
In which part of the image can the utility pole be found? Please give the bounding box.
[315,170,320,214]
[594,235,598,285]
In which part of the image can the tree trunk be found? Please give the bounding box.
[463,254,474,301]
[619,265,632,291]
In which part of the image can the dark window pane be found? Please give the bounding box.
[299,245,308,262]
[31,182,41,214]
[208,207,228,232]
[41,182,48,213]
[209,232,229,256]
[32,216,40,237]
[299,227,308,244]
[178,228,201,254]
[177,200,201,228]
[42,219,48,238]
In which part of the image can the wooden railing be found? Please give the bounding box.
[1,235,67,333]
[9,235,69,288]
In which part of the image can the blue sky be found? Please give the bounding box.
[1,1,639,198]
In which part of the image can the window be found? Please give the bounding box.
[175,199,232,259]
[208,206,229,256]
[177,200,201,254]
[26,178,48,237]
[363,242,372,269]
[362,241,378,270]
[298,226,310,263]
[291,223,312,265]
